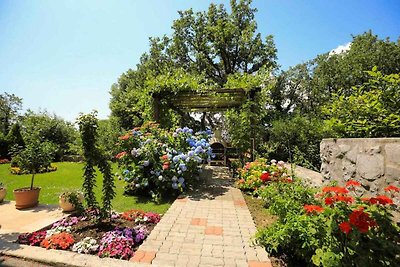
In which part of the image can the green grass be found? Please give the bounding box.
[0,162,173,214]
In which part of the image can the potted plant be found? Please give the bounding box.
[0,182,6,203]
[59,191,84,212]
[13,141,54,209]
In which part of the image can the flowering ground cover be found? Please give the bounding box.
[17,209,161,261]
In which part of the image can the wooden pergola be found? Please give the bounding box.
[152,87,260,120]
[152,87,260,164]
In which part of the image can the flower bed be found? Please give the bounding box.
[254,179,400,266]
[236,158,293,192]
[17,209,161,261]
[115,122,212,201]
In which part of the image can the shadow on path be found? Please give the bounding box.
[186,166,233,201]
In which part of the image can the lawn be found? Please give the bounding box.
[0,162,173,214]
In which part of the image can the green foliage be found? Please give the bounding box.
[6,123,25,151]
[255,180,317,221]
[110,0,277,131]
[265,115,331,170]
[97,119,121,159]
[20,110,79,161]
[0,93,22,136]
[255,182,400,266]
[12,141,55,189]
[77,111,116,218]
[324,68,400,137]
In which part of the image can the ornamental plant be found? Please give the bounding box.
[72,237,99,254]
[17,230,47,246]
[97,227,149,260]
[236,158,293,192]
[40,232,75,250]
[115,122,212,201]
[256,181,400,266]
[77,111,116,220]
[121,209,161,224]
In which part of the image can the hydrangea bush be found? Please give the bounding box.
[115,122,212,201]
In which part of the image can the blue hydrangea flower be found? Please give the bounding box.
[172,182,178,190]
[143,160,150,167]
[158,175,163,181]
[188,151,195,157]
[173,156,180,163]
[123,170,130,175]
[178,177,185,184]
[172,176,178,182]
[179,163,187,172]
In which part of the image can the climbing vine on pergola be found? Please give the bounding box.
[152,87,260,119]
[152,87,261,159]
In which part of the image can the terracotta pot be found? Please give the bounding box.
[59,193,83,212]
[13,187,41,209]
[0,187,6,203]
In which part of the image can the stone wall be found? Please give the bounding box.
[320,138,400,195]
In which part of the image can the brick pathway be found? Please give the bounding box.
[131,166,271,267]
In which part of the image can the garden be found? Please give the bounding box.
[1,1,400,266]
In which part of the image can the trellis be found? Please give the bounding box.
[152,87,260,164]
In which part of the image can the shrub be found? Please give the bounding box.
[236,158,294,192]
[256,181,400,266]
[11,141,55,189]
[115,122,212,201]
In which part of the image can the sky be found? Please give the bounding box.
[0,0,399,122]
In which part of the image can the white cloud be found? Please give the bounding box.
[329,42,351,56]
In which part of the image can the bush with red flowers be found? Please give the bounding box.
[236,158,293,192]
[256,181,400,266]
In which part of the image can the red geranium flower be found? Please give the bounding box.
[322,186,348,194]
[260,172,270,182]
[349,208,376,233]
[384,185,400,193]
[335,195,354,203]
[325,197,334,205]
[162,163,169,170]
[339,221,352,235]
[115,151,127,159]
[345,180,361,188]
[304,205,324,214]
[161,155,169,161]
[369,195,393,205]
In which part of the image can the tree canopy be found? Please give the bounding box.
[110,0,277,131]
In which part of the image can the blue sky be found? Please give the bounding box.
[0,0,399,122]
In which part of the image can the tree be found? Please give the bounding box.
[270,31,400,118]
[110,0,277,130]
[6,123,25,151]
[0,93,22,136]
[20,110,78,161]
[324,68,400,138]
